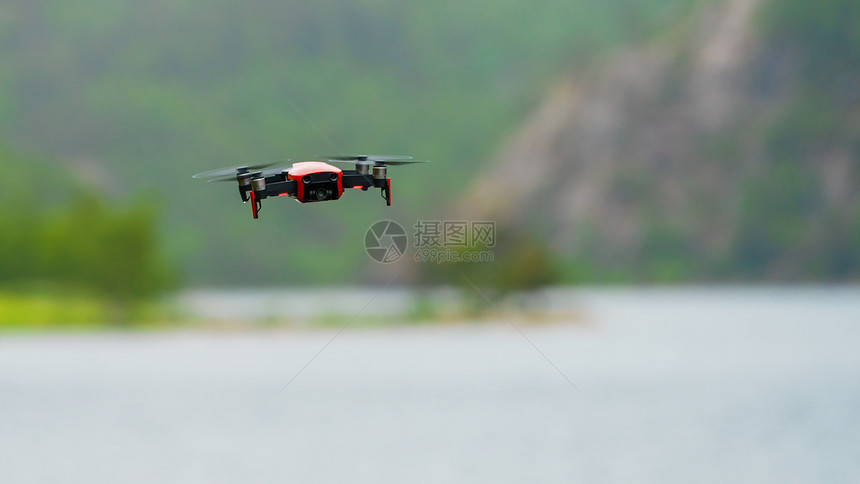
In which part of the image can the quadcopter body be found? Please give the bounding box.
[193,155,425,218]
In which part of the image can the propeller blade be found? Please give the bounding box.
[376,160,428,165]
[317,154,414,162]
[207,176,238,183]
[192,160,290,179]
[324,159,427,166]
[318,155,369,161]
[205,167,291,183]
[371,155,415,162]
[323,159,368,164]
[260,166,292,177]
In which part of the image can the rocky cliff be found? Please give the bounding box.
[458,0,860,281]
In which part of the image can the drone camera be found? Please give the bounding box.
[298,171,342,203]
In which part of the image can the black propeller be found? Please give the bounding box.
[192,160,290,181]
[318,154,427,166]
[206,173,262,183]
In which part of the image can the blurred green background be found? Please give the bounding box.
[1,0,858,325]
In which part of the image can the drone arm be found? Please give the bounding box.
[342,173,378,189]
[262,179,297,199]
[342,172,391,205]
[343,170,391,206]
[240,178,297,200]
[238,177,297,219]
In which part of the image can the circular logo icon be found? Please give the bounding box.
[365,220,408,263]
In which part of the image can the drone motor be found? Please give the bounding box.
[372,165,387,180]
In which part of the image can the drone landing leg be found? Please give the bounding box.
[250,191,260,219]
[383,179,391,206]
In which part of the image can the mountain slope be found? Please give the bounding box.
[459,0,860,281]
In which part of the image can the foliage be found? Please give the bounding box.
[732,162,817,277]
[732,0,860,281]
[0,290,109,329]
[759,0,860,82]
[0,194,176,301]
[421,231,562,314]
[1,142,177,322]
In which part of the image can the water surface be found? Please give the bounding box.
[2,288,859,483]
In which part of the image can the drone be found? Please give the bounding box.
[193,155,426,218]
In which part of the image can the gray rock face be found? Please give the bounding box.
[458,0,860,280]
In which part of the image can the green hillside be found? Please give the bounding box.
[0,0,702,285]
[452,0,860,284]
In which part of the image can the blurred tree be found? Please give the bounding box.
[421,230,561,314]
[0,143,177,315]
[760,0,860,81]
[1,194,176,298]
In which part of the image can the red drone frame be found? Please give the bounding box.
[193,155,426,218]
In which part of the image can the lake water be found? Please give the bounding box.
[2,288,859,483]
